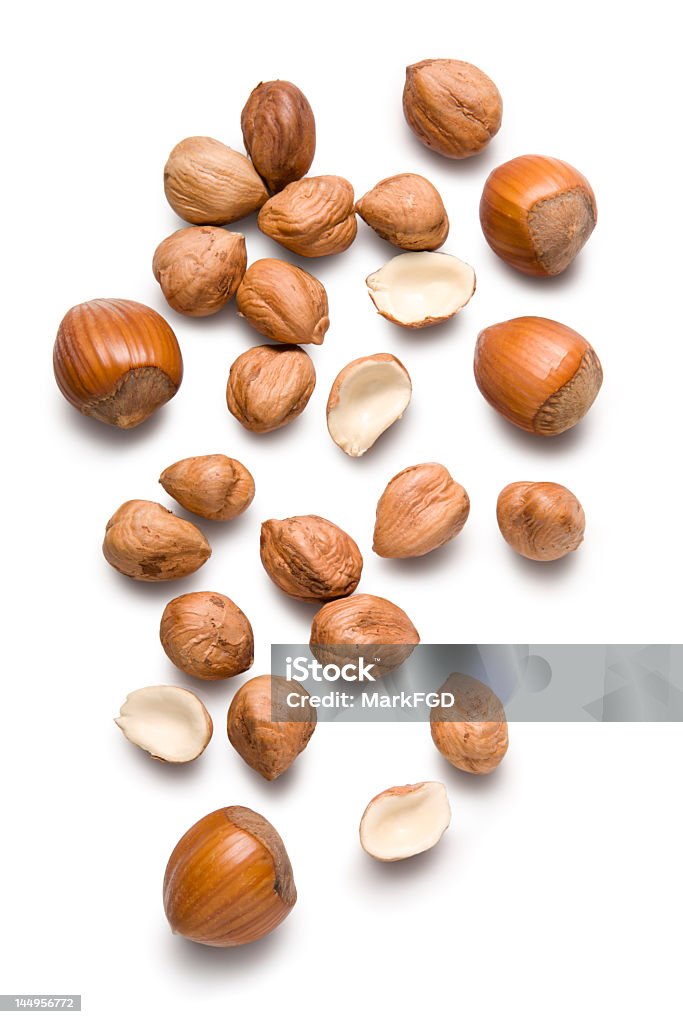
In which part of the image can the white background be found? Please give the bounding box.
[2,1,682,1020]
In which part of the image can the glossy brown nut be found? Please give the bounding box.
[355,173,449,250]
[431,673,509,774]
[258,175,357,257]
[497,481,585,561]
[310,593,419,677]
[373,463,469,558]
[160,591,254,680]
[260,515,362,602]
[164,136,268,225]
[241,80,316,193]
[227,675,317,780]
[152,227,247,317]
[236,258,329,345]
[226,345,315,433]
[102,500,211,581]
[159,455,255,521]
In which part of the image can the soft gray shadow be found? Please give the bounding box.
[264,585,318,631]
[115,732,211,780]
[225,742,314,795]
[54,395,174,447]
[161,918,293,976]
[368,305,474,347]
[486,248,594,292]
[355,830,454,883]
[485,408,595,454]
[500,544,584,579]
[401,122,502,182]
[106,568,207,603]
[379,536,471,576]
[429,747,509,791]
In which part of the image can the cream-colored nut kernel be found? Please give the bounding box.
[115,686,213,763]
[497,481,585,561]
[152,227,247,317]
[360,782,451,861]
[356,173,449,250]
[258,175,357,257]
[227,344,315,433]
[241,80,316,193]
[260,515,362,602]
[236,258,329,345]
[102,500,211,581]
[227,675,317,780]
[327,353,411,457]
[160,455,255,521]
[366,251,475,328]
[164,136,268,225]
[374,463,470,558]
[160,591,254,681]
[431,673,509,774]
[310,593,419,678]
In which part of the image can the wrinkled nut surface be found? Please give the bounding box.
[163,806,296,946]
[497,481,585,561]
[53,298,183,429]
[374,463,470,558]
[227,675,317,780]
[480,155,597,276]
[327,353,411,457]
[160,591,254,680]
[152,227,247,317]
[260,515,362,602]
[164,136,268,225]
[431,673,509,774]
[403,59,502,159]
[356,173,449,250]
[227,344,315,433]
[360,782,451,861]
[474,316,603,435]
[366,252,475,328]
[115,685,213,763]
[236,258,329,345]
[102,500,211,581]
[310,593,419,678]
[241,80,316,193]
[160,454,255,521]
[258,175,357,257]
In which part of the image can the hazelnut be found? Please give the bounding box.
[327,353,411,457]
[115,686,213,764]
[474,316,602,436]
[227,675,317,780]
[258,175,357,257]
[497,481,585,561]
[160,591,254,680]
[152,227,247,317]
[310,593,419,678]
[102,500,211,581]
[236,258,329,346]
[480,155,597,276]
[359,782,451,861]
[373,463,470,558]
[159,454,255,521]
[163,806,296,946]
[366,252,475,328]
[227,344,315,433]
[355,173,449,250]
[403,59,502,159]
[430,673,509,774]
[163,136,268,225]
[53,298,183,429]
[241,80,316,193]
[260,515,362,602]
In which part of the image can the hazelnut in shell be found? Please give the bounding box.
[159,454,255,521]
[160,591,254,681]
[497,481,585,561]
[227,675,317,780]
[152,227,247,317]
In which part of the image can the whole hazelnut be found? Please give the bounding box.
[310,593,419,678]
[159,454,255,521]
[102,500,211,581]
[152,227,247,317]
[53,299,183,429]
[403,59,502,159]
[355,173,449,250]
[474,317,602,435]
[241,80,316,193]
[258,175,357,257]
[431,673,509,774]
[480,155,597,276]
[497,481,585,561]
[373,463,470,558]
[227,675,317,780]
[163,136,268,225]
[160,591,254,680]
[260,515,362,602]
[227,344,315,433]
[236,258,329,346]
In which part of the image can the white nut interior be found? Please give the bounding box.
[360,781,451,861]
[327,357,411,457]
[115,685,213,763]
[366,252,476,327]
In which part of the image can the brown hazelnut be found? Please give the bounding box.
[431,673,509,774]
[310,593,419,678]
[258,175,357,257]
[163,136,268,225]
[226,344,315,433]
[236,258,329,346]
[159,454,255,521]
[102,500,211,581]
[152,227,247,317]
[356,173,449,250]
[227,675,316,780]
[373,463,470,558]
[241,80,316,193]
[160,591,254,680]
[260,515,362,602]
[497,481,585,561]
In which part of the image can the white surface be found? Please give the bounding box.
[2,1,682,1021]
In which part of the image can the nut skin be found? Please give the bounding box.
[474,316,602,436]
[241,80,316,193]
[164,136,268,225]
[227,675,317,780]
[373,463,470,558]
[159,455,255,521]
[496,481,585,562]
[403,59,502,159]
[236,258,329,346]
[258,175,357,257]
[431,673,509,774]
[160,591,254,680]
[102,500,211,581]
[163,806,296,947]
[480,155,597,276]
[226,344,315,433]
[310,593,419,678]
[152,227,247,317]
[356,173,449,251]
[53,298,183,429]
[260,515,363,602]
